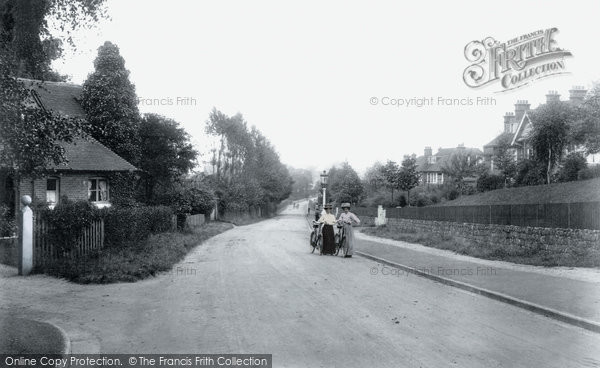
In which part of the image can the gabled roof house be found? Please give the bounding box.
[483,87,598,172]
[0,79,137,212]
[416,145,483,185]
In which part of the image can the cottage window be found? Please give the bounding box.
[88,178,109,202]
[46,178,59,205]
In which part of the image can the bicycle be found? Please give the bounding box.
[334,221,349,256]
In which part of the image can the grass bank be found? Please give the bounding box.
[361,225,600,267]
[436,178,600,206]
[34,222,234,284]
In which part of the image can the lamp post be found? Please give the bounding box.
[320,170,328,208]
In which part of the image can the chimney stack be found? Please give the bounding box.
[546,90,560,104]
[424,146,432,157]
[514,100,530,123]
[503,112,515,133]
[569,86,587,105]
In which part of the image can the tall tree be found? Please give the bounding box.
[571,83,600,156]
[204,109,292,217]
[398,155,420,206]
[492,134,517,186]
[381,160,400,203]
[81,41,141,164]
[441,150,482,194]
[0,0,106,80]
[529,101,576,184]
[138,113,198,201]
[363,161,386,194]
[0,0,102,191]
[288,167,313,200]
[327,162,365,205]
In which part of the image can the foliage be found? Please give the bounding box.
[363,162,385,193]
[556,152,587,183]
[81,41,141,164]
[106,171,139,207]
[102,205,174,246]
[205,109,292,217]
[380,160,400,202]
[327,162,365,205]
[398,155,420,205]
[514,159,546,186]
[34,222,234,283]
[0,77,86,178]
[529,101,576,184]
[476,172,505,192]
[571,83,600,155]
[0,0,106,80]
[38,199,101,253]
[139,113,198,201]
[492,134,517,185]
[441,149,484,194]
[187,183,216,215]
[288,167,314,200]
[0,204,16,237]
[578,165,600,180]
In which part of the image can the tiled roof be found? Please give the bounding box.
[19,78,86,117]
[416,147,483,173]
[18,78,138,172]
[49,137,137,172]
[484,132,513,148]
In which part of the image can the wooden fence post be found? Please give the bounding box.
[18,195,33,276]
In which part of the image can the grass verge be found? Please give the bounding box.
[361,225,600,267]
[34,222,234,284]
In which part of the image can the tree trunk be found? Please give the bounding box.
[407,189,410,207]
[547,147,552,185]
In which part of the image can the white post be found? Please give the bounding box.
[18,195,33,276]
[375,205,387,227]
[322,188,326,207]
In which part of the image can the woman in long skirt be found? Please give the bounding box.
[337,202,360,258]
[318,204,337,255]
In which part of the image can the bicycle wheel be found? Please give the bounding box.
[310,231,317,253]
[334,233,341,255]
[318,235,323,255]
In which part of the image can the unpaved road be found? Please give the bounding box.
[1,203,600,367]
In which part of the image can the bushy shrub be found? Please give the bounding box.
[38,199,101,253]
[556,152,587,182]
[398,195,407,208]
[476,172,505,192]
[578,164,600,180]
[514,159,546,186]
[102,205,174,246]
[0,204,16,237]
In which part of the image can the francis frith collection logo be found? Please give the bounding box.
[463,28,572,92]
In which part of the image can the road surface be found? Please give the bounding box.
[1,202,599,367]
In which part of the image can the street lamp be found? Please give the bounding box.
[320,170,328,207]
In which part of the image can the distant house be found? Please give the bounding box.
[483,87,599,172]
[415,145,483,185]
[0,79,137,213]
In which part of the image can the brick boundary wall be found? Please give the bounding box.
[382,217,600,253]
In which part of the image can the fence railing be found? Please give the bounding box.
[353,202,600,230]
[34,216,105,266]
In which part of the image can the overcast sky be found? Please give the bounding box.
[52,0,600,175]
